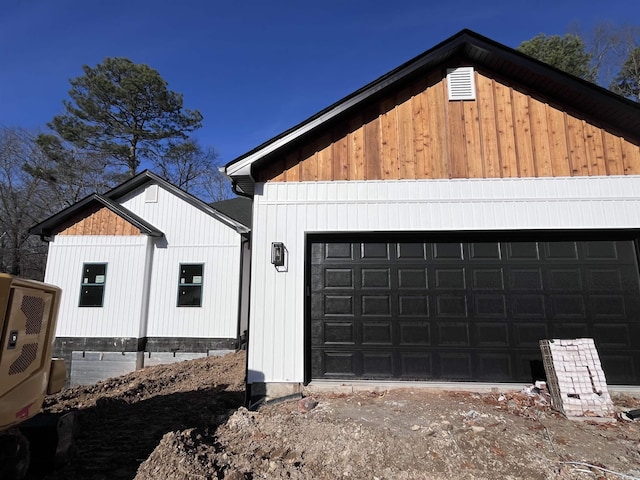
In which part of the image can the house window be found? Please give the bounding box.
[79,263,107,307]
[178,264,203,307]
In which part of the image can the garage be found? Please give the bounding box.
[309,234,640,384]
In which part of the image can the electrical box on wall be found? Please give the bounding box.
[271,242,285,267]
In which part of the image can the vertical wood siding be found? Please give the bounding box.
[247,176,640,384]
[259,71,640,183]
[59,206,141,236]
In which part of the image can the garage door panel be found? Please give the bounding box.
[477,353,512,381]
[400,352,433,377]
[399,321,431,345]
[472,268,504,289]
[324,294,354,316]
[362,352,393,376]
[361,268,390,288]
[361,243,389,259]
[601,355,637,384]
[434,243,463,260]
[475,322,509,346]
[551,295,586,317]
[322,321,355,345]
[549,269,583,290]
[435,295,468,317]
[551,323,590,338]
[470,242,501,259]
[361,321,393,345]
[594,324,631,348]
[398,295,429,316]
[513,323,549,347]
[397,243,427,259]
[474,295,507,317]
[361,295,391,316]
[509,268,544,289]
[511,295,546,317]
[398,268,427,288]
[324,268,354,288]
[309,237,640,384]
[437,322,470,346]
[439,352,473,379]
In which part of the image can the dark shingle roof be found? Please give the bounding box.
[210,197,252,229]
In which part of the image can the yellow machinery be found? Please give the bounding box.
[0,273,67,478]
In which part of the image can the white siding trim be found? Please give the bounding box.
[247,176,640,384]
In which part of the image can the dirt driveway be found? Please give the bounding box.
[31,351,640,480]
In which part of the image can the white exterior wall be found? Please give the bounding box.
[120,184,242,339]
[247,176,640,384]
[45,182,243,342]
[45,235,147,338]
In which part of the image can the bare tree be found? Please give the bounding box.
[153,140,232,202]
[0,127,53,279]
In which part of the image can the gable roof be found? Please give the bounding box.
[30,170,251,239]
[106,170,250,234]
[29,193,164,239]
[225,29,640,196]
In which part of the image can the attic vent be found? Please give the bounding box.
[145,184,158,203]
[447,67,476,101]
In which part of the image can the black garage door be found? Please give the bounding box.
[308,235,640,384]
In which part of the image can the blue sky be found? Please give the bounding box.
[0,0,638,165]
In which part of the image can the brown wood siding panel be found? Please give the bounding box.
[566,116,589,176]
[448,101,467,178]
[476,75,501,178]
[602,131,624,176]
[364,107,381,180]
[622,140,640,174]
[396,88,416,179]
[494,80,517,177]
[300,141,318,181]
[411,78,429,178]
[259,71,638,183]
[464,97,483,178]
[512,91,535,176]
[583,122,605,176]
[529,99,553,177]
[283,150,300,181]
[348,114,365,180]
[58,207,141,236]
[332,126,349,181]
[420,79,448,178]
[546,107,571,177]
[316,133,333,181]
[379,97,398,179]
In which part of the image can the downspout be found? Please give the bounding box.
[136,234,157,369]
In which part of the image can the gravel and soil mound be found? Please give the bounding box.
[27,350,640,479]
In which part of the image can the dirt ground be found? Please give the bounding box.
[29,351,640,480]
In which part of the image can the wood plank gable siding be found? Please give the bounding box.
[258,70,640,183]
[58,206,142,236]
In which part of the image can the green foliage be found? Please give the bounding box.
[43,57,203,177]
[517,33,597,82]
[610,47,640,101]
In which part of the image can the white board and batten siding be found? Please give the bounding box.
[45,235,148,338]
[119,183,243,339]
[247,176,640,384]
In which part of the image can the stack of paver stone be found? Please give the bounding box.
[539,338,615,419]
